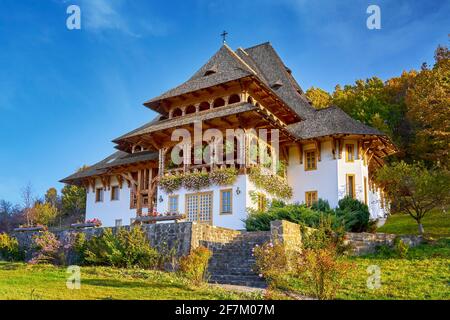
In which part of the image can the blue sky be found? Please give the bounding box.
[0,0,448,204]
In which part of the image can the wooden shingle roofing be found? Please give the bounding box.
[60,150,157,183]
[114,102,257,141]
[287,106,384,139]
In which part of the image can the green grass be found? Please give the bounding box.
[0,263,262,300]
[285,239,450,300]
[377,209,450,238]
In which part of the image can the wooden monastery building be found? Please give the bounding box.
[61,42,396,228]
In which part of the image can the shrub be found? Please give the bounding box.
[302,215,351,255]
[30,231,62,265]
[311,198,333,214]
[178,246,212,285]
[245,202,337,231]
[82,227,159,269]
[0,233,22,261]
[394,238,409,258]
[253,241,289,288]
[336,196,370,232]
[293,244,353,300]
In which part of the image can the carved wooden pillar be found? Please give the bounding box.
[147,169,153,214]
[136,170,143,217]
[298,143,303,164]
[338,138,344,159]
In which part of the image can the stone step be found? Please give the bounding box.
[209,275,267,288]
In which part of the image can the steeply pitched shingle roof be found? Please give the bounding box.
[144,45,255,110]
[60,150,158,183]
[243,42,316,119]
[114,102,257,141]
[287,106,384,140]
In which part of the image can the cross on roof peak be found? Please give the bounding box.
[220,30,228,44]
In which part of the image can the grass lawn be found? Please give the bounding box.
[377,209,450,238]
[0,263,262,300]
[284,239,450,300]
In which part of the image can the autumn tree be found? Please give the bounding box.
[305,86,332,109]
[30,202,58,226]
[406,45,450,168]
[376,161,450,234]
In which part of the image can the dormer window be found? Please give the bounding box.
[271,80,283,90]
[204,65,218,77]
[204,70,216,76]
[133,145,143,153]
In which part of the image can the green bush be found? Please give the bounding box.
[0,233,23,261]
[245,203,337,231]
[336,196,371,232]
[82,227,160,269]
[394,238,409,258]
[179,246,212,285]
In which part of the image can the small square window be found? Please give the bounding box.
[168,195,179,214]
[115,219,122,228]
[111,186,120,201]
[305,191,318,206]
[95,188,104,202]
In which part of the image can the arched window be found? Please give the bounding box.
[228,94,240,104]
[172,108,182,118]
[185,105,196,115]
[247,96,254,105]
[213,97,225,108]
[198,101,210,112]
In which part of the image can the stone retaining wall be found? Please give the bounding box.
[11,222,242,259]
[10,220,424,260]
[269,220,423,255]
[345,232,423,255]
[191,223,241,251]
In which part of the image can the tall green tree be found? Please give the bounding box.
[376,161,450,234]
[45,188,59,208]
[61,185,86,218]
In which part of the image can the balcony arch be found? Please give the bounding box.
[228,94,241,104]
[213,97,225,108]
[172,108,183,118]
[198,101,210,112]
[185,105,196,115]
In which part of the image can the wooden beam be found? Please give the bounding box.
[313,139,321,162]
[298,143,303,164]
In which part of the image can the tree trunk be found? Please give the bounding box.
[418,223,424,235]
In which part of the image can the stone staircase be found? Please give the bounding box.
[207,231,271,288]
